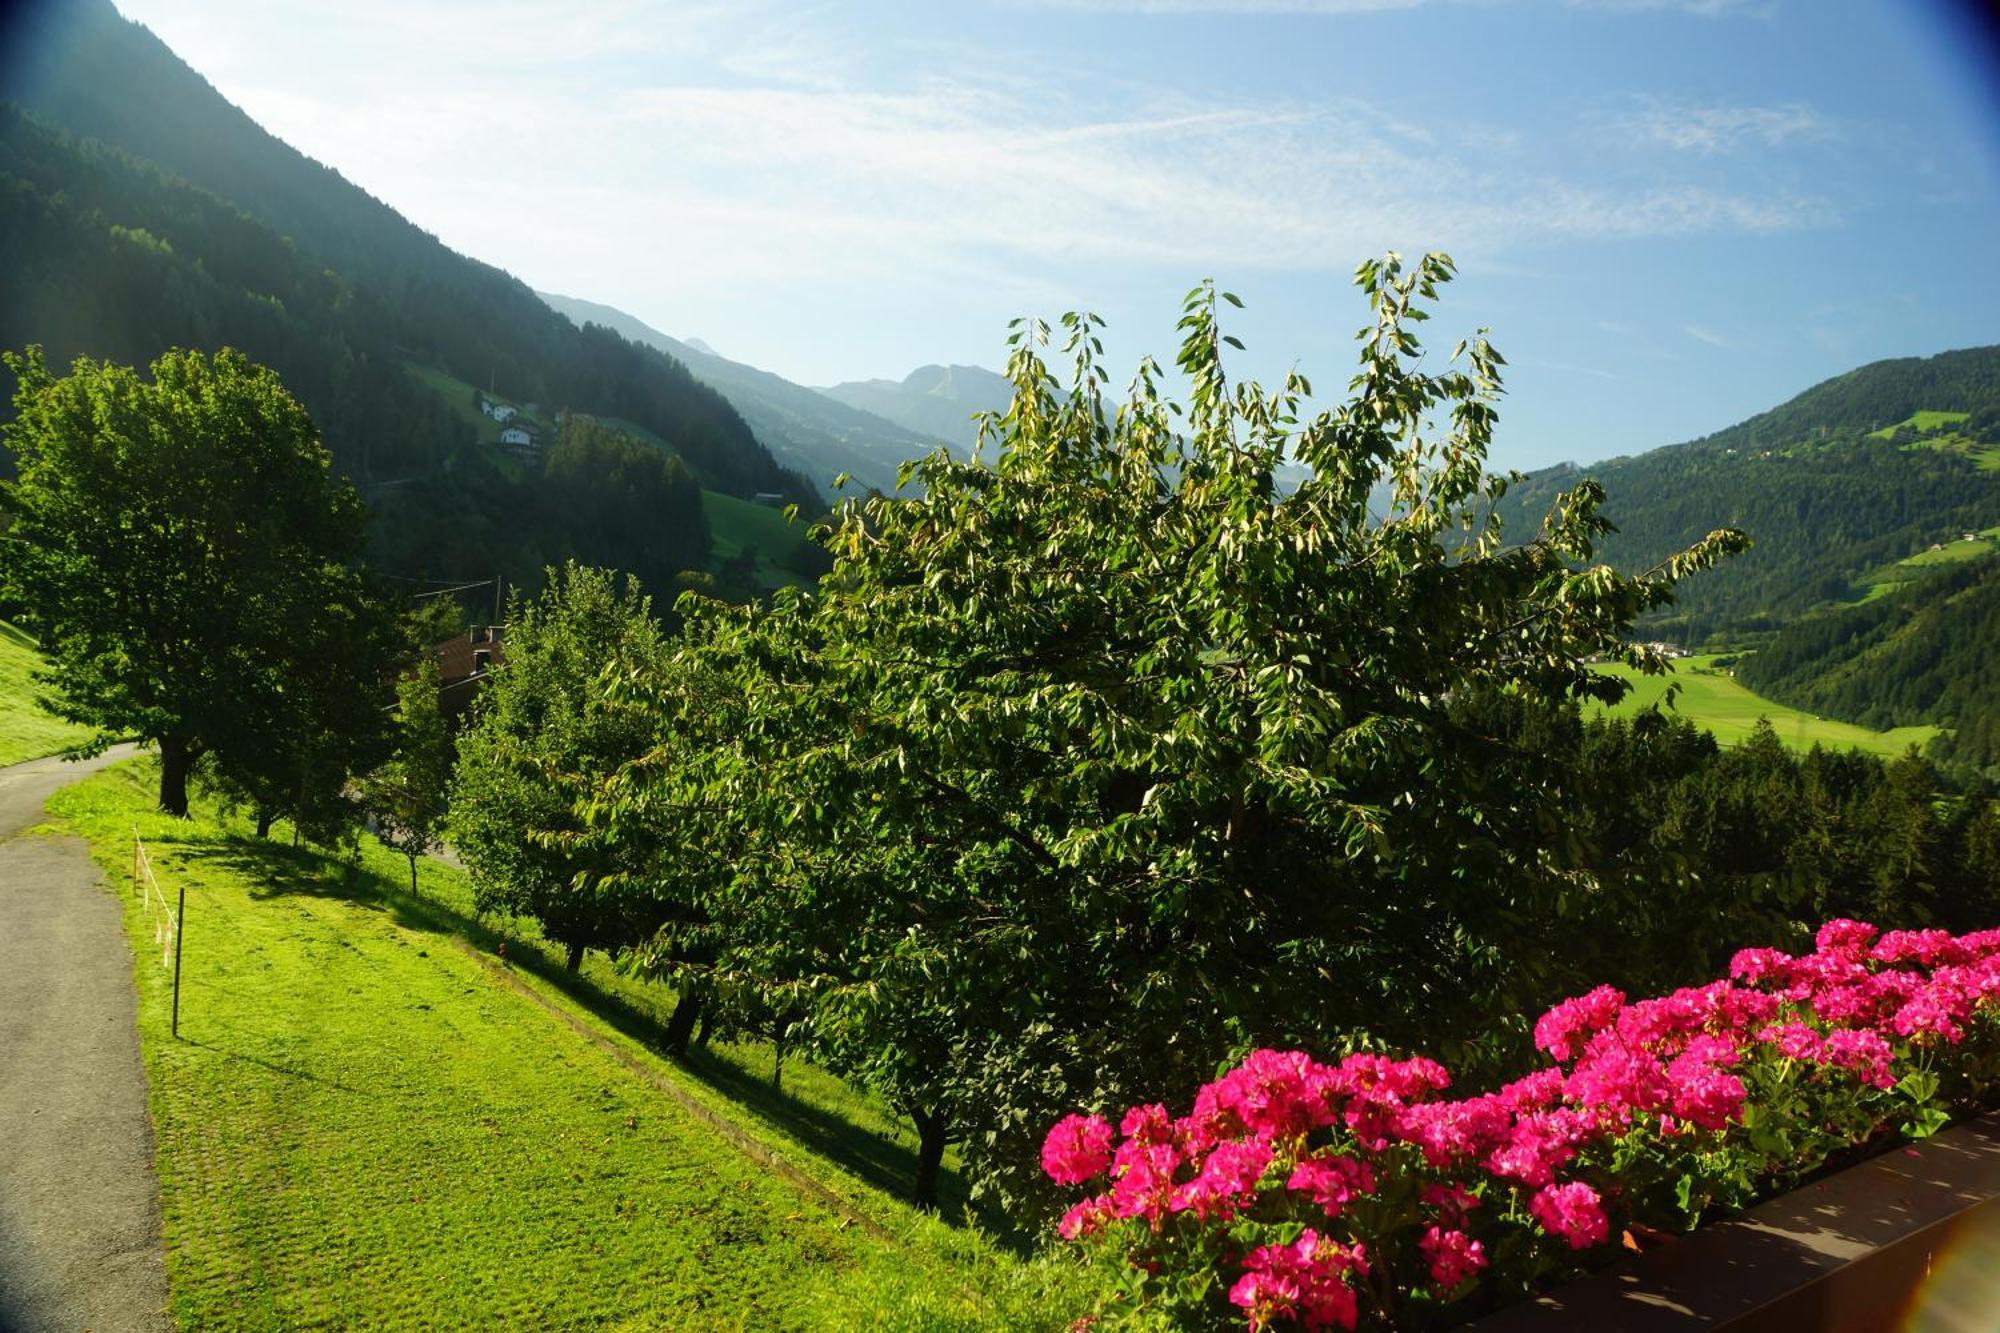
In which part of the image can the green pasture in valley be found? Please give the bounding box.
[1590,654,1937,758]
[0,620,95,766]
[48,762,1087,1331]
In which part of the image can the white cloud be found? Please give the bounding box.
[1682,323,1734,348]
[1031,0,1766,11]
[1027,0,1431,11]
[1622,98,1827,153]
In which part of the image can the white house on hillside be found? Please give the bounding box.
[499,422,539,461]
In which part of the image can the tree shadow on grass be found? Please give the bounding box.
[181,1037,362,1094]
[178,826,1005,1234]
[171,831,382,903]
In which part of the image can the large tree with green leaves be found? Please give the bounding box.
[591,254,1747,1210]
[449,563,690,979]
[1,345,397,815]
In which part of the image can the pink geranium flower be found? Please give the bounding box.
[1420,1225,1488,1291]
[1041,1113,1115,1184]
[1534,985,1625,1061]
[1286,1152,1375,1217]
[1529,1180,1609,1250]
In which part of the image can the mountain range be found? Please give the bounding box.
[537,291,951,496]
[818,364,1016,455]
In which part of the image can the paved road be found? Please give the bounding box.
[0,746,169,1332]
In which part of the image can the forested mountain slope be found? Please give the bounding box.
[1496,345,2000,639]
[1737,556,2000,777]
[539,291,937,495]
[0,0,814,509]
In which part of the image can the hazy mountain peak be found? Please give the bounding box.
[821,363,1013,452]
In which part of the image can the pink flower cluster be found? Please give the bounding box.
[1044,919,2000,1330]
[1230,1229,1368,1331]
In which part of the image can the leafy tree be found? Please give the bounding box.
[1,344,392,815]
[448,564,684,976]
[597,255,1747,1209]
[362,657,454,891]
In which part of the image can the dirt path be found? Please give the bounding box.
[0,746,169,1332]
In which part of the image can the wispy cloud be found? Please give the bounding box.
[1570,0,1768,13]
[113,0,1829,384]
[1621,98,1827,153]
[1682,323,1734,348]
[1031,0,1768,12]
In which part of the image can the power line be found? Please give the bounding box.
[378,573,498,587]
[410,579,497,602]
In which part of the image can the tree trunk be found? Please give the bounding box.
[663,991,703,1056]
[407,853,419,894]
[911,1109,948,1210]
[255,809,274,839]
[564,940,585,972]
[156,736,192,817]
[694,1012,713,1049]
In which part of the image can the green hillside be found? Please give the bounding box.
[1738,556,2000,775]
[386,364,824,592]
[0,620,95,766]
[1590,653,1936,759]
[1496,346,2000,641]
[1854,522,2000,600]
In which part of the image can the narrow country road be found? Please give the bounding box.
[0,744,169,1333]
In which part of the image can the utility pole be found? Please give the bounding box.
[493,574,503,627]
[171,878,185,1039]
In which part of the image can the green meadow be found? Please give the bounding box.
[47,761,1091,1331]
[1590,653,1937,758]
[0,621,95,766]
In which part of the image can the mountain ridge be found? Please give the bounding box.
[537,290,943,495]
[820,363,1015,454]
[1495,343,2000,639]
[0,0,815,509]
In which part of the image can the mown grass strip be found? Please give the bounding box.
[450,937,896,1244]
[46,762,1079,1330]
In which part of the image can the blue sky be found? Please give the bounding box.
[109,0,2000,470]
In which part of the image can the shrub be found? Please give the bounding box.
[1044,918,2000,1329]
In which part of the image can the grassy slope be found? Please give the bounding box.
[48,763,1084,1331]
[1854,523,2000,601]
[1868,409,1971,438]
[1867,410,2000,472]
[0,621,95,766]
[1590,654,1937,759]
